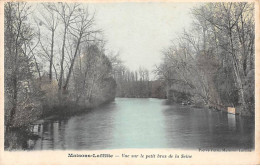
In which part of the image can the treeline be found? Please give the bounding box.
[4,2,116,129]
[109,55,166,98]
[155,3,255,116]
[115,66,150,98]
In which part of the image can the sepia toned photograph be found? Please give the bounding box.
[0,0,259,165]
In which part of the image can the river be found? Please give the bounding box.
[27,98,254,150]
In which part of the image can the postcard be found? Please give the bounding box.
[0,0,259,165]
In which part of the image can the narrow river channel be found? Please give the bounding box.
[28,98,254,150]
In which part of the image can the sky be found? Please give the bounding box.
[89,2,198,75]
[31,2,199,79]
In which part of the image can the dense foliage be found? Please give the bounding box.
[4,2,116,129]
[109,54,166,98]
[155,2,255,116]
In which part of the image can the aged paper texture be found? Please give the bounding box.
[0,0,259,165]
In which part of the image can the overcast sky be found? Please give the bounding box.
[89,2,199,74]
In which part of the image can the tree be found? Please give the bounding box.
[35,3,59,82]
[5,2,42,128]
[73,43,116,105]
[192,2,255,115]
[157,2,255,115]
[50,3,80,90]
[63,7,98,91]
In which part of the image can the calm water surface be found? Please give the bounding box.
[28,98,254,150]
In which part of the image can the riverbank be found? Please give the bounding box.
[41,98,116,121]
[164,98,255,117]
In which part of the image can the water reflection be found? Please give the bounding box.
[162,105,254,149]
[27,98,254,150]
[31,102,117,150]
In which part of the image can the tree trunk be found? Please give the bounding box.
[49,29,55,82]
[228,27,248,115]
[58,26,67,90]
[9,13,22,127]
[63,36,81,90]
